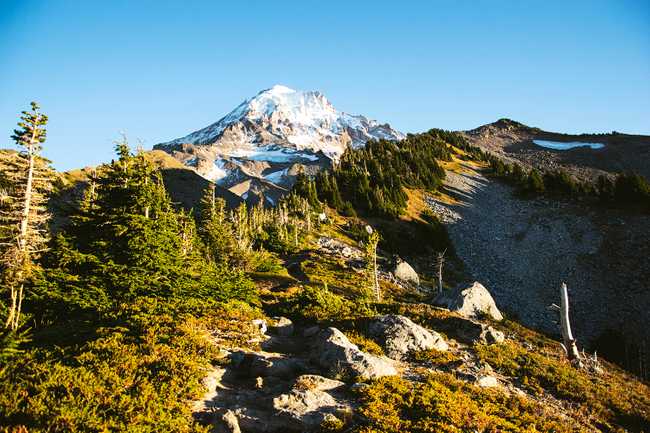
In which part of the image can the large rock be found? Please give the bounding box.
[273,375,349,432]
[310,327,398,379]
[393,259,420,285]
[437,281,503,321]
[368,315,448,360]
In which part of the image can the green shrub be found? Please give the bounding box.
[345,331,384,356]
[280,285,374,323]
[476,341,650,432]
[300,255,368,296]
[410,348,459,366]
[0,300,261,432]
[352,373,577,433]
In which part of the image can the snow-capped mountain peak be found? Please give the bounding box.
[154,85,403,205]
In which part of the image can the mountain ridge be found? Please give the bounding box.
[460,118,650,182]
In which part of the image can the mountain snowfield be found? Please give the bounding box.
[155,85,404,205]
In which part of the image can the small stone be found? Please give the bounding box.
[476,375,499,388]
[252,319,268,335]
[220,410,241,433]
[482,326,505,344]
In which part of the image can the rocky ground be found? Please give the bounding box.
[192,231,532,433]
[193,295,530,433]
[188,213,650,432]
[428,161,650,374]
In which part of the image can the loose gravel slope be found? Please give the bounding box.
[429,161,650,374]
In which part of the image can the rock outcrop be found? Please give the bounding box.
[272,375,350,431]
[392,259,420,285]
[437,281,503,321]
[310,327,398,379]
[368,315,448,360]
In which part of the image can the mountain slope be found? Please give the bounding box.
[462,118,650,181]
[154,85,404,205]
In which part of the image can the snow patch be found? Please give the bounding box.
[230,146,319,163]
[533,140,605,150]
[204,159,229,182]
[264,168,288,183]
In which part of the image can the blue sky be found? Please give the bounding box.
[1,0,648,170]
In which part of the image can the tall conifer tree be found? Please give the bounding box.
[0,102,53,330]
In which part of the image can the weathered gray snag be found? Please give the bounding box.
[559,282,582,365]
[436,249,446,294]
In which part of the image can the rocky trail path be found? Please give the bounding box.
[193,268,526,433]
[282,252,311,283]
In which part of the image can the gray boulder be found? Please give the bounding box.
[481,326,505,344]
[368,315,448,360]
[393,259,420,285]
[273,375,350,432]
[476,375,499,388]
[310,327,397,379]
[437,281,503,321]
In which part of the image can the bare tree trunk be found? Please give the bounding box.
[560,282,581,365]
[372,246,380,302]
[13,284,24,330]
[6,131,37,330]
[4,283,17,329]
[436,249,446,294]
[18,139,36,252]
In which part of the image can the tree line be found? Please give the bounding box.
[485,154,650,209]
[295,129,455,218]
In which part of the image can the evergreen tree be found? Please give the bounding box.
[526,169,545,195]
[45,140,255,306]
[199,183,237,265]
